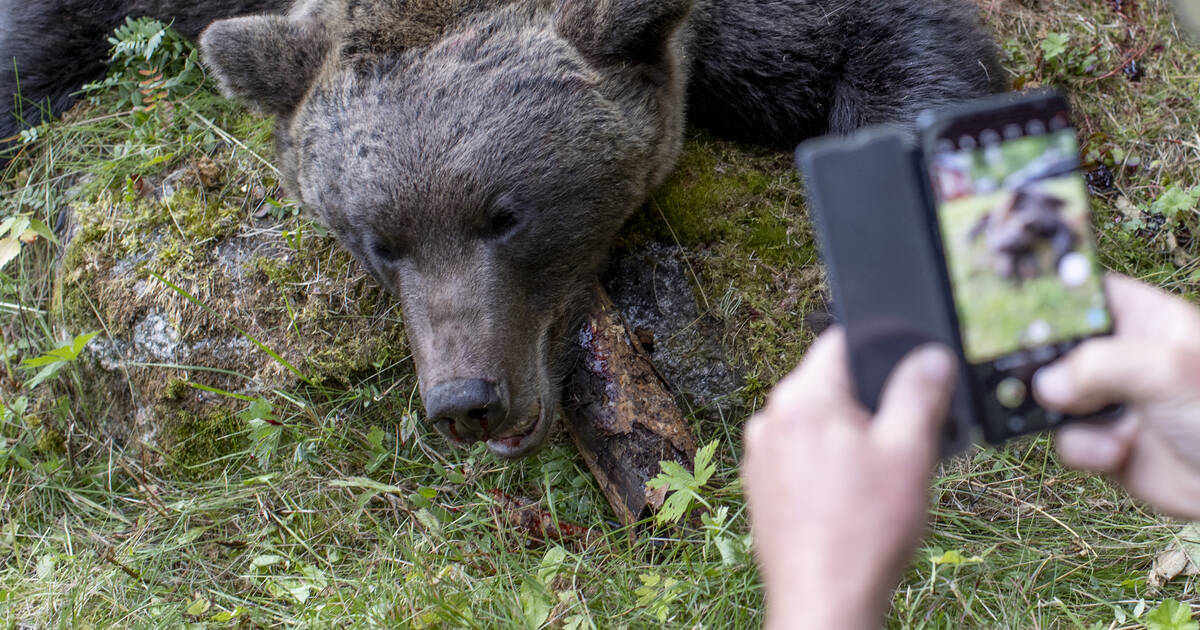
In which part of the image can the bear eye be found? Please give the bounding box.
[483,211,520,241]
[371,238,404,263]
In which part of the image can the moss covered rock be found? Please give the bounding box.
[53,157,414,463]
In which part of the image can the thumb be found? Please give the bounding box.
[1033,337,1173,415]
[871,345,957,455]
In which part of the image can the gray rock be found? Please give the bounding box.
[603,242,743,419]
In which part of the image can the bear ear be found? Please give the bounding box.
[556,0,693,66]
[200,16,331,116]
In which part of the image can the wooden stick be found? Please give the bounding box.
[561,283,698,527]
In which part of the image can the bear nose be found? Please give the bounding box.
[425,379,506,444]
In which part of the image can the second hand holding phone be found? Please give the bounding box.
[798,91,1120,452]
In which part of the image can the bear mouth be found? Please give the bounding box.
[485,398,553,458]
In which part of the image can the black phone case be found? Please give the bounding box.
[796,127,978,455]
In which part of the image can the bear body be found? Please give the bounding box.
[1,0,1002,149]
[687,0,1006,144]
[1,0,1002,456]
[0,0,291,140]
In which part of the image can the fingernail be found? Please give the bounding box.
[1034,365,1072,405]
[915,345,955,383]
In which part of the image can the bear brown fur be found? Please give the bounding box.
[1,0,1003,456]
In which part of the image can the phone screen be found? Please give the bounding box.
[928,119,1111,367]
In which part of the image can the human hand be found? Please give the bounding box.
[1035,275,1200,520]
[742,330,957,630]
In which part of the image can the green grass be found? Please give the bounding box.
[1,1,1199,628]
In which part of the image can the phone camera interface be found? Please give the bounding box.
[930,125,1111,368]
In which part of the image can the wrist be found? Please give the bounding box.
[762,582,888,630]
[764,602,883,630]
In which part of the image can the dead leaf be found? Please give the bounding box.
[1149,522,1200,588]
[0,238,20,270]
[1166,231,1193,267]
[18,229,38,244]
[193,156,222,189]
[645,482,669,510]
[1116,195,1141,220]
[485,490,600,548]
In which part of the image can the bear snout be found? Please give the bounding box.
[424,378,508,444]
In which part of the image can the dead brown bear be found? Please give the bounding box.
[1,0,1004,456]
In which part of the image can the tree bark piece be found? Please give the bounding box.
[562,283,698,527]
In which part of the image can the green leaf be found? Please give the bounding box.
[656,487,694,525]
[366,451,389,474]
[692,440,719,486]
[210,608,240,622]
[930,549,984,566]
[247,418,282,469]
[250,554,286,571]
[240,397,275,423]
[19,331,98,389]
[563,615,590,630]
[634,573,680,623]
[1145,599,1198,630]
[27,219,58,245]
[1152,186,1200,220]
[414,508,442,535]
[714,536,746,567]
[277,577,313,604]
[70,331,100,356]
[518,546,569,629]
[241,473,278,486]
[1180,522,1200,566]
[21,354,63,370]
[651,461,692,488]
[329,477,407,496]
[144,28,165,60]
[367,425,386,449]
[520,580,553,629]
[3,216,30,240]
[538,546,568,584]
[23,364,64,390]
[1042,32,1070,61]
[647,440,721,524]
[185,597,211,617]
[177,527,206,544]
[35,554,56,581]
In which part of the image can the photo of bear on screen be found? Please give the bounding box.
[930,127,1110,363]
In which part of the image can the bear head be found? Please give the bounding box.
[200,0,692,457]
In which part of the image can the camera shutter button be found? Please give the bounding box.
[997,377,1028,409]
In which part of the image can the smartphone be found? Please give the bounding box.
[919,91,1116,443]
[796,127,976,455]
